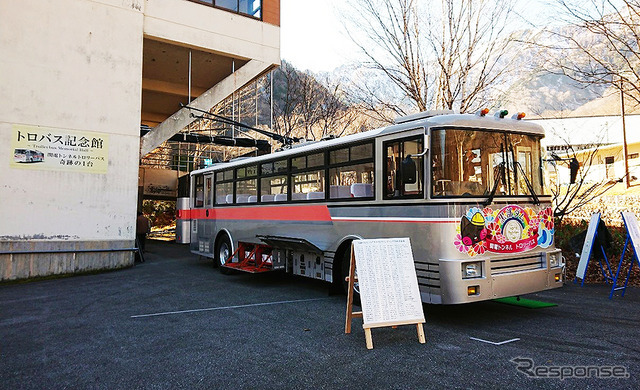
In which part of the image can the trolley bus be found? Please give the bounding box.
[185,110,565,304]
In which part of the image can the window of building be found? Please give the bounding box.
[174,154,195,172]
[605,156,615,164]
[190,0,262,19]
[629,153,639,159]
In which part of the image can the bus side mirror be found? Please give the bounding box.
[569,157,579,184]
[402,157,417,184]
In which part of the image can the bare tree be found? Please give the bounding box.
[548,138,622,224]
[344,0,518,120]
[268,61,361,142]
[544,0,640,105]
[270,61,304,141]
[312,77,362,140]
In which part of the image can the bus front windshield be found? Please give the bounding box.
[431,128,547,198]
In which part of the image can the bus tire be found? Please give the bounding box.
[215,233,233,275]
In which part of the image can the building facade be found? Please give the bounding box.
[0,0,280,280]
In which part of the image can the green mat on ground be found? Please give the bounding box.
[492,297,558,308]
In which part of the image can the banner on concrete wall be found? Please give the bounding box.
[10,125,109,174]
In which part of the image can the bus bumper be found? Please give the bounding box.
[438,254,565,304]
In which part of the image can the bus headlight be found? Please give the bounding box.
[462,262,482,279]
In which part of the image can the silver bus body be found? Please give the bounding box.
[185,112,564,304]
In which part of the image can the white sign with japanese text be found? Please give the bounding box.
[10,125,109,174]
[352,238,425,328]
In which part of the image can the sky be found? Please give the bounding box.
[279,0,555,73]
[278,0,635,146]
[280,0,355,73]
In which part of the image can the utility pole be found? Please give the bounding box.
[620,78,630,188]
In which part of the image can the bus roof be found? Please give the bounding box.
[191,112,545,175]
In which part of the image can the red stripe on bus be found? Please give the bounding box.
[188,205,332,222]
[331,219,457,224]
[177,210,192,220]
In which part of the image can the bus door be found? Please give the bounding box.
[383,133,425,199]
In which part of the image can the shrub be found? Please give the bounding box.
[555,218,640,287]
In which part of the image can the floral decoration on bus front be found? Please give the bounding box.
[454,205,554,257]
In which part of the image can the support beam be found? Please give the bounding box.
[140,59,272,157]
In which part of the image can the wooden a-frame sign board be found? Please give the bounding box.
[345,238,426,349]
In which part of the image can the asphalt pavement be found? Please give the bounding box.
[1,240,639,389]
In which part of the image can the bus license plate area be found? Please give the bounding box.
[491,268,551,298]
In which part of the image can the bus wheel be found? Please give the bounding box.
[215,234,232,275]
[340,249,360,301]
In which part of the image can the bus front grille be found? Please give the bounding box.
[490,254,544,275]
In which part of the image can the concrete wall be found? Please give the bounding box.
[0,0,280,281]
[143,0,280,65]
[0,0,145,279]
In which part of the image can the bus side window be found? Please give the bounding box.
[384,137,423,199]
[385,144,399,198]
[260,176,287,202]
[194,175,204,207]
[329,142,374,200]
[215,169,233,204]
[329,162,374,199]
[204,176,212,206]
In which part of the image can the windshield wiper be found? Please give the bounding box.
[483,162,505,207]
[514,161,541,205]
[508,140,540,206]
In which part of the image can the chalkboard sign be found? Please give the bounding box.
[352,238,425,328]
[576,213,601,281]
